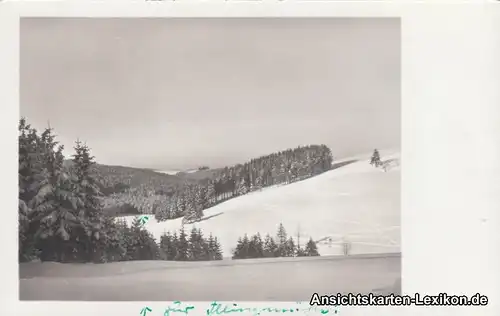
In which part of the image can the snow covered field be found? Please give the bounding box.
[119,150,401,258]
[19,254,401,300]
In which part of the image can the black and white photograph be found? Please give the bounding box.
[18,17,401,301]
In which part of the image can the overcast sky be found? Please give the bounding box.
[20,18,400,170]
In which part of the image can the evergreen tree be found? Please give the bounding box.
[183,200,197,224]
[370,149,381,167]
[249,233,264,258]
[128,217,160,260]
[102,215,126,262]
[206,233,215,260]
[305,237,320,256]
[18,118,41,261]
[175,226,189,261]
[232,237,245,259]
[241,234,250,259]
[276,223,288,257]
[199,186,209,209]
[176,194,186,216]
[206,233,222,260]
[194,187,205,221]
[72,140,105,262]
[285,237,296,257]
[160,231,174,260]
[169,232,179,260]
[188,227,205,261]
[263,234,278,257]
[213,236,223,260]
[183,187,204,224]
[206,181,216,206]
[34,127,84,262]
[197,228,210,260]
[121,221,136,261]
[236,178,248,196]
[254,173,263,191]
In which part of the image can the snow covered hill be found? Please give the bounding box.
[118,150,400,258]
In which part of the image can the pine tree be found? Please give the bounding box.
[263,234,278,257]
[72,140,105,262]
[183,187,204,224]
[232,237,244,259]
[160,231,174,260]
[206,233,216,260]
[129,217,142,255]
[169,232,179,260]
[305,237,320,256]
[171,196,182,218]
[18,118,41,261]
[254,173,263,191]
[121,220,136,261]
[285,237,296,257]
[128,217,159,260]
[206,181,216,206]
[34,127,84,262]
[236,178,248,196]
[249,233,264,258]
[276,223,288,257]
[102,215,126,262]
[194,187,205,221]
[176,193,186,216]
[241,234,250,259]
[175,226,189,261]
[213,236,223,260]
[183,200,196,224]
[370,149,381,167]
[200,185,209,209]
[188,227,205,261]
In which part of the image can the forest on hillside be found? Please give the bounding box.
[93,144,333,223]
[76,145,333,223]
[18,117,324,263]
[152,144,333,224]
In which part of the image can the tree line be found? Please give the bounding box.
[151,145,333,224]
[18,117,223,263]
[232,223,320,259]
[159,226,223,261]
[101,145,333,222]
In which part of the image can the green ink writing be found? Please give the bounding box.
[205,301,338,316]
[164,301,195,316]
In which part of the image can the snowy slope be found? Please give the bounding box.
[154,169,200,175]
[153,170,182,175]
[119,150,400,258]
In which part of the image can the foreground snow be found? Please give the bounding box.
[119,151,400,258]
[20,254,401,300]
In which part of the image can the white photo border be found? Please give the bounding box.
[1,2,499,316]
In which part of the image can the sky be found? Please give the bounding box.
[20,18,400,170]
